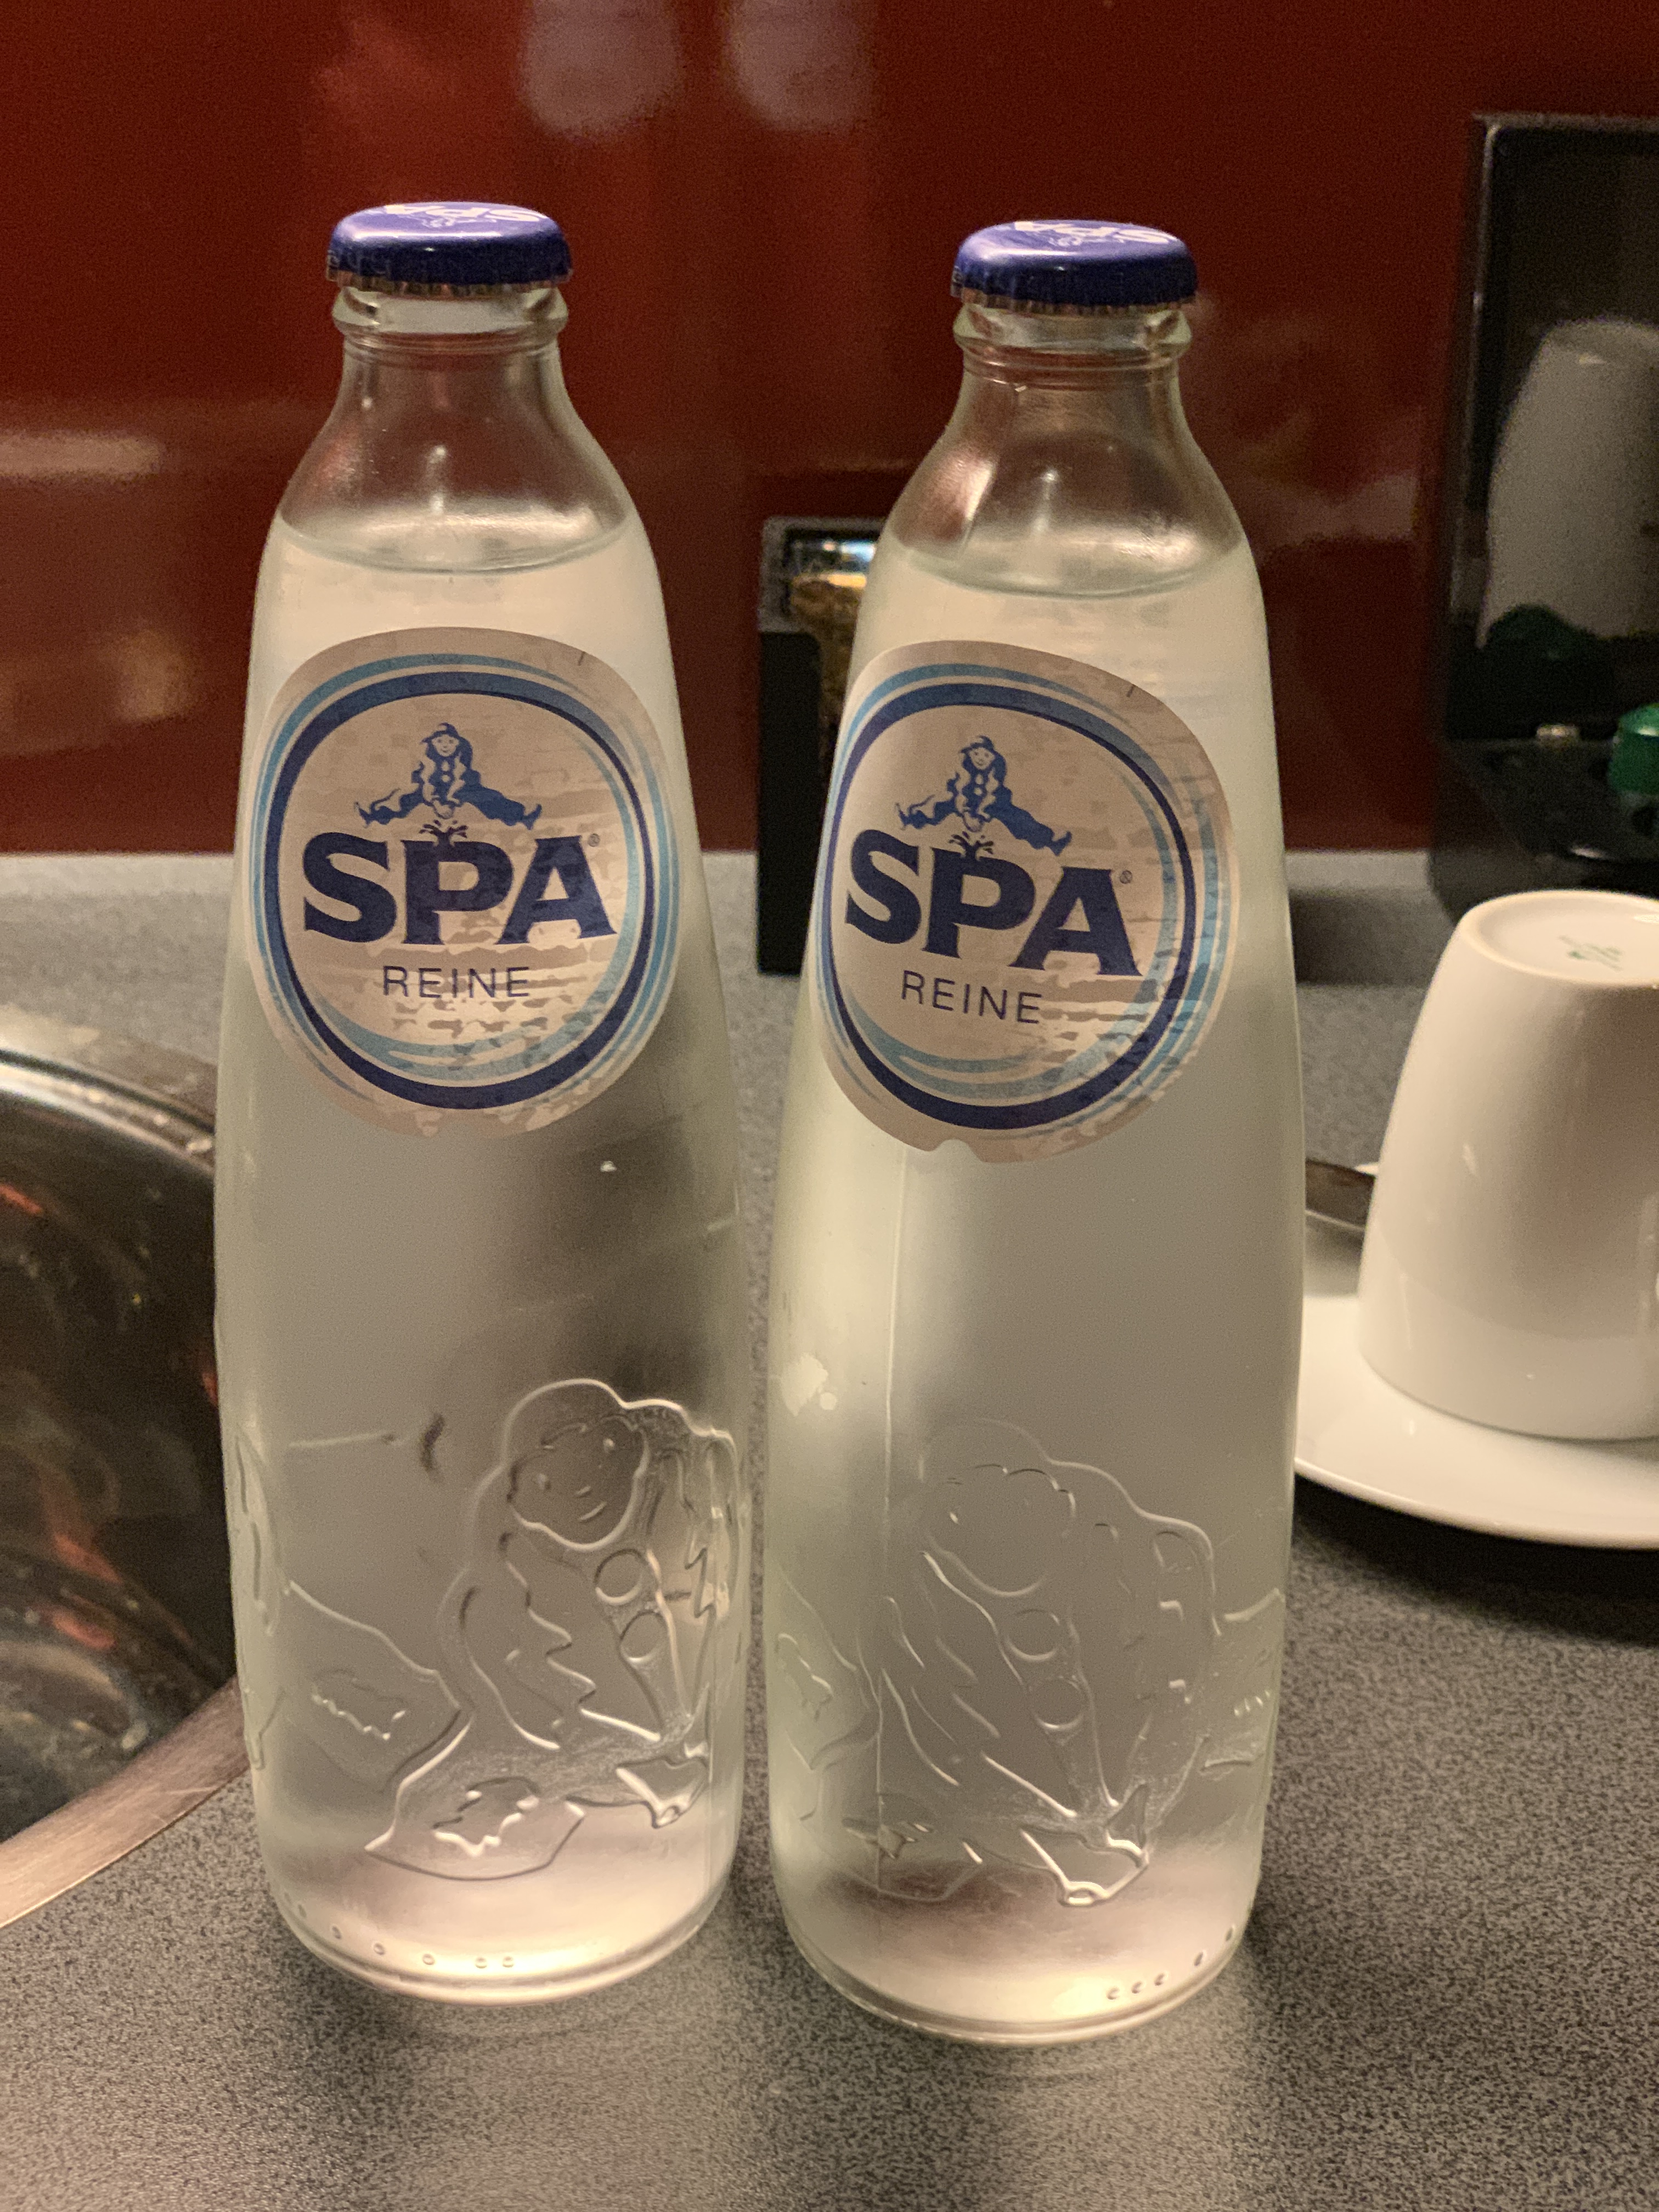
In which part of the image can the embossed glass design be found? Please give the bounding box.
[217,246,748,2001]
[766,275,1303,2041]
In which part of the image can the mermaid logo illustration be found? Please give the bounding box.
[358,721,543,833]
[898,738,1070,859]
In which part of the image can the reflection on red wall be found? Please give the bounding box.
[3,0,1657,851]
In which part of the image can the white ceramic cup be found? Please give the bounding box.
[1357,888,1659,1440]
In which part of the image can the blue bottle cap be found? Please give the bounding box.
[951,221,1197,311]
[326,203,573,295]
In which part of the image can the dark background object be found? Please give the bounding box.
[1432,114,1659,913]
[757,519,878,972]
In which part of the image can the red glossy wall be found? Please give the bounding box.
[3,1,1657,853]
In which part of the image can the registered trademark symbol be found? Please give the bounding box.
[588,833,600,847]
[1119,869,1132,884]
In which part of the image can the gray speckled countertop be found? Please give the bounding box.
[2,853,1655,2212]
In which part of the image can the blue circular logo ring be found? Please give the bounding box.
[260,667,657,1112]
[820,678,1200,1136]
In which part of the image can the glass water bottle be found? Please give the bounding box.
[765,221,1302,2042]
[216,204,748,2002]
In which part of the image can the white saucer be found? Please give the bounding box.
[1297,1218,1659,1547]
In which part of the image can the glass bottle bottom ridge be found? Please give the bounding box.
[266,1790,737,2004]
[776,1872,1248,2044]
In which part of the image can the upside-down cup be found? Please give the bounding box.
[1357,889,1659,1440]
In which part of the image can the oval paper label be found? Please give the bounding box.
[811,639,1237,1162]
[243,628,680,1135]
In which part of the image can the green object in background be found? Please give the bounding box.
[1608,702,1659,800]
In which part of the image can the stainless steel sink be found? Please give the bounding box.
[0,1009,245,1925]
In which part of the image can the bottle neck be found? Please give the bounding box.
[326,285,582,460]
[951,298,1193,438]
[332,281,566,385]
[280,285,629,572]
[887,299,1239,599]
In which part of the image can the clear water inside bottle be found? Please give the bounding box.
[766,532,1302,2040]
[218,514,748,2000]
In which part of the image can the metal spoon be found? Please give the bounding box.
[1305,1158,1374,1235]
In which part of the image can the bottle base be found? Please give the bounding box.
[778,1899,1243,2045]
[272,1878,727,2005]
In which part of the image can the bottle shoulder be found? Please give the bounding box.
[887,395,1244,602]
[851,532,1269,697]
[278,382,631,575]
[266,500,634,579]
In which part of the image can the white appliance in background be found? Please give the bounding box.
[1480,315,1659,643]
